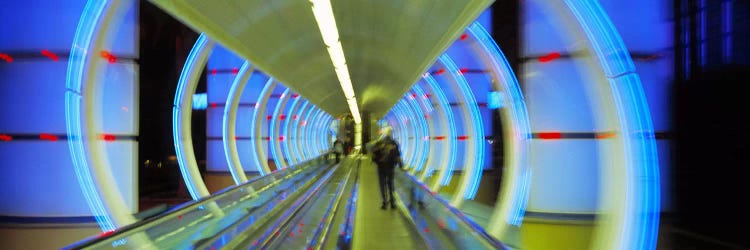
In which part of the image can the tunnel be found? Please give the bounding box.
[3,0,749,249]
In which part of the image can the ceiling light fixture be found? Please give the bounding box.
[310,0,361,124]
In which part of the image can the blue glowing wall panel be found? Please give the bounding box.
[634,60,673,132]
[522,1,577,56]
[206,140,259,173]
[0,62,137,134]
[0,62,75,134]
[206,45,245,70]
[522,0,673,213]
[528,140,599,213]
[600,0,674,210]
[522,0,600,214]
[524,59,598,132]
[205,47,279,173]
[599,1,673,52]
[0,2,138,56]
[0,142,136,216]
[0,1,139,218]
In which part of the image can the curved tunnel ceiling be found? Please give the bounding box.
[150,0,493,119]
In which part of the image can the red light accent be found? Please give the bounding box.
[211,69,218,75]
[457,135,468,140]
[411,93,418,98]
[538,132,562,139]
[40,133,58,141]
[263,136,270,141]
[435,68,446,75]
[231,67,239,74]
[101,134,116,141]
[210,103,217,108]
[434,136,446,140]
[460,33,468,40]
[478,102,488,107]
[267,115,272,120]
[0,53,13,63]
[290,232,295,237]
[437,219,446,229]
[178,215,183,220]
[100,51,117,63]
[424,93,431,99]
[423,227,430,233]
[279,136,285,141]
[459,68,469,74]
[292,93,299,98]
[279,115,286,120]
[596,131,617,139]
[299,223,304,227]
[538,52,561,63]
[41,50,59,61]
[98,230,115,238]
[425,115,430,119]
[0,134,12,141]
[293,115,298,120]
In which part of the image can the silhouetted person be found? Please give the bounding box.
[332,138,344,164]
[371,126,404,210]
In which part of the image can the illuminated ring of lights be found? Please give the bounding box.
[299,105,317,160]
[559,1,659,249]
[223,61,255,184]
[318,115,333,153]
[410,92,432,172]
[395,100,421,169]
[66,0,138,230]
[292,101,311,163]
[403,95,429,171]
[389,103,412,165]
[420,74,457,187]
[317,114,332,155]
[301,108,316,158]
[309,110,327,155]
[270,88,291,169]
[301,109,317,159]
[283,95,303,165]
[250,79,277,175]
[400,101,420,167]
[409,86,434,175]
[434,55,485,206]
[389,107,409,157]
[172,33,216,201]
[310,111,323,154]
[464,22,532,236]
[459,3,659,248]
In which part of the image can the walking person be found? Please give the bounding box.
[371,126,404,210]
[332,138,344,164]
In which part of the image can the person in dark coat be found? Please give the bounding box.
[371,126,404,209]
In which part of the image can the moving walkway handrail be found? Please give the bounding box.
[64,156,329,250]
[250,164,339,249]
[336,157,361,250]
[401,171,508,249]
[308,160,356,249]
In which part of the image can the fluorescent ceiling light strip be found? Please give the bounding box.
[310,0,360,124]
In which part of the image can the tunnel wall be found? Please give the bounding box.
[0,1,139,247]
[520,0,673,215]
